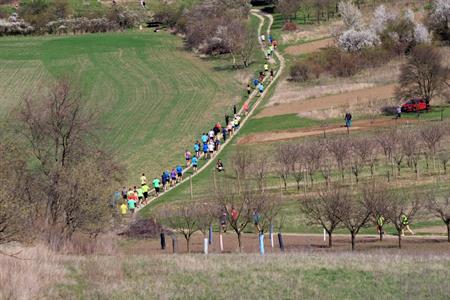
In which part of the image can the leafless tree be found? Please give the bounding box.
[335,188,371,251]
[15,79,124,248]
[303,140,324,185]
[384,190,422,249]
[353,136,378,178]
[376,130,396,181]
[290,144,305,191]
[327,136,350,181]
[159,204,199,253]
[401,129,421,178]
[232,147,254,192]
[300,184,345,248]
[275,144,292,190]
[421,124,446,172]
[362,182,391,241]
[390,130,405,177]
[251,152,269,192]
[277,0,302,22]
[397,45,449,108]
[426,189,450,242]
[438,151,450,175]
[319,154,334,186]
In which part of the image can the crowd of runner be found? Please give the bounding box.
[118,33,278,216]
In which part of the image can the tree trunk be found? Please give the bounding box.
[447,222,450,243]
[379,227,383,241]
[328,231,332,248]
[351,232,356,251]
[398,231,402,249]
[237,232,242,252]
[186,237,190,253]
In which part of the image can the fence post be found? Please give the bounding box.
[203,237,209,255]
[160,232,166,250]
[259,233,265,255]
[278,232,285,252]
[209,224,213,245]
[172,235,177,254]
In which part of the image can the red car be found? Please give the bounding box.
[401,99,427,113]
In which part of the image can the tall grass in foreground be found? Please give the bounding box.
[2,247,450,299]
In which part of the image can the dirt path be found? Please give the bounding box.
[257,84,396,118]
[285,37,334,56]
[238,117,416,144]
[136,10,286,212]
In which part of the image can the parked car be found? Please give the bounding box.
[401,99,427,113]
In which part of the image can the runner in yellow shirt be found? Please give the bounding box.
[120,202,127,216]
[140,173,147,185]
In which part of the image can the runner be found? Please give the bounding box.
[264,63,269,73]
[260,34,265,43]
[345,112,352,132]
[208,129,214,140]
[161,172,167,191]
[258,83,264,96]
[142,183,149,203]
[247,84,251,95]
[268,34,273,44]
[401,213,415,236]
[203,142,209,159]
[170,169,177,187]
[192,156,199,173]
[127,197,136,214]
[225,114,230,126]
[396,106,402,119]
[121,187,128,200]
[185,150,192,167]
[153,177,161,196]
[243,102,249,116]
[231,206,238,223]
[214,138,221,151]
[194,141,200,158]
[216,159,224,172]
[233,104,237,115]
[222,126,228,141]
[176,165,183,182]
[201,133,208,144]
[376,215,385,236]
[137,186,144,206]
[253,78,259,87]
[208,141,215,158]
[140,173,147,185]
[267,48,271,59]
[120,201,127,216]
[227,122,233,136]
[270,69,274,81]
[220,210,227,232]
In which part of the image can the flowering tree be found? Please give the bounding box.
[338,29,380,52]
[338,1,363,30]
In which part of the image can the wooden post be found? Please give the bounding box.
[160,232,166,250]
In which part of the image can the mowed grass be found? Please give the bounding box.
[0,31,239,181]
[44,253,450,299]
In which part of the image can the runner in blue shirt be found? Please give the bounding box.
[201,133,208,144]
[176,165,183,182]
[194,141,200,158]
[203,142,208,159]
[192,156,198,172]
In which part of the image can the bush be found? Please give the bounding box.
[0,17,34,35]
[290,61,311,81]
[282,21,298,31]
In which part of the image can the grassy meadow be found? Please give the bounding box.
[0,30,242,181]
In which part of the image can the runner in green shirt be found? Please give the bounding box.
[141,184,149,204]
[127,198,136,214]
[153,177,161,196]
[137,187,144,206]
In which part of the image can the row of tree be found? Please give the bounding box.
[275,124,450,189]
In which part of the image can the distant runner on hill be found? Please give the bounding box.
[176,165,183,182]
[216,159,224,172]
[345,112,352,130]
[142,183,149,203]
[192,156,198,172]
[247,84,251,95]
[225,114,230,126]
[258,83,264,96]
[127,197,136,214]
[253,78,259,87]
[170,169,177,187]
[203,142,209,159]
[137,186,144,206]
[270,69,274,81]
[140,173,147,185]
[243,102,249,115]
[153,177,161,196]
[222,127,227,141]
[233,104,237,115]
[121,187,128,200]
[120,202,127,216]
[185,150,192,167]
[194,141,200,158]
[264,63,269,73]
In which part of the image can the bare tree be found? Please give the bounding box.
[303,140,324,185]
[397,45,449,108]
[362,182,391,241]
[421,124,446,172]
[277,0,302,23]
[376,130,395,181]
[232,147,254,192]
[438,151,450,174]
[159,204,199,253]
[335,188,371,251]
[327,136,350,181]
[426,189,450,242]
[275,144,292,190]
[300,184,344,248]
[353,136,378,178]
[15,79,124,248]
[384,190,422,249]
[391,130,405,177]
[252,152,269,192]
[401,128,421,178]
[290,144,305,191]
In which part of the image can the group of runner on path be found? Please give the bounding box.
[118,30,277,216]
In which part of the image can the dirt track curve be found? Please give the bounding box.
[136,10,286,212]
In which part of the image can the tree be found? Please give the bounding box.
[275,144,292,189]
[15,78,124,248]
[427,0,450,41]
[159,204,199,253]
[401,128,421,178]
[335,188,371,251]
[397,45,449,108]
[384,190,421,248]
[232,147,254,192]
[421,124,446,172]
[290,144,305,191]
[376,130,395,181]
[338,1,363,30]
[303,140,324,185]
[277,0,302,23]
[362,182,391,241]
[337,29,380,52]
[426,189,450,242]
[327,136,349,181]
[300,184,344,248]
[0,141,35,249]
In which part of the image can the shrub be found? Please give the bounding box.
[290,61,311,81]
[338,29,380,52]
[282,21,298,31]
[0,17,34,35]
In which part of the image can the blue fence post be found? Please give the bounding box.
[209,224,213,245]
[259,233,265,255]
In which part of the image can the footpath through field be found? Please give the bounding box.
[135,10,286,213]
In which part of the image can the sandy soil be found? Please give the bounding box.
[120,232,450,255]
[238,118,416,145]
[285,38,334,56]
[257,84,396,118]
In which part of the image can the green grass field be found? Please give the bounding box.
[0,30,241,182]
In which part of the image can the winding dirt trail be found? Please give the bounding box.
[136,10,286,212]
